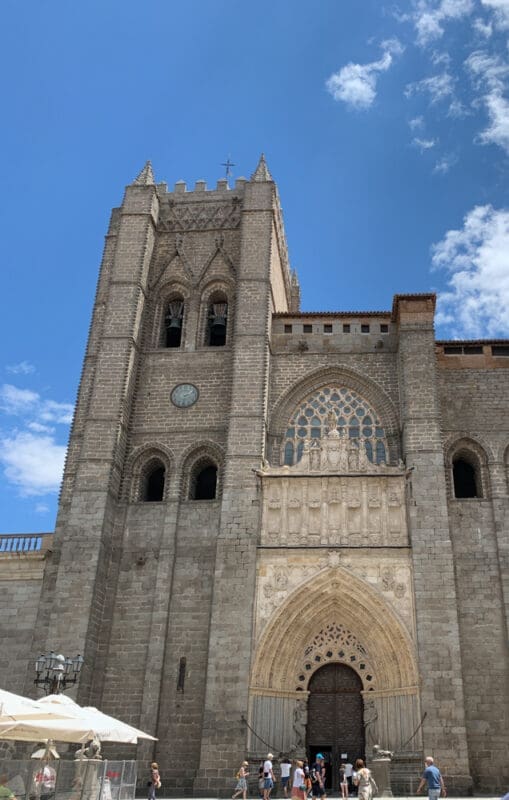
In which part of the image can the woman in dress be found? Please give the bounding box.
[291,760,306,800]
[353,760,377,800]
[233,761,250,800]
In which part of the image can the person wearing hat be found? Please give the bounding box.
[310,754,326,799]
[233,761,250,800]
[263,753,275,800]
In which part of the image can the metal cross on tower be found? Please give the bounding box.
[221,157,235,179]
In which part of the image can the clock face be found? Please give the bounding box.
[171,383,199,408]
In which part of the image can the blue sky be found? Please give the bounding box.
[1,0,509,532]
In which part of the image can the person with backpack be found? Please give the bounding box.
[310,754,326,799]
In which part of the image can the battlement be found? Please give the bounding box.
[155,176,248,201]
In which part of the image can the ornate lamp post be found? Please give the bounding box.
[34,652,84,695]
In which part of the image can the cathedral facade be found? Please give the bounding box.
[1,157,508,794]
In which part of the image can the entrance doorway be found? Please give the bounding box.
[307,663,365,792]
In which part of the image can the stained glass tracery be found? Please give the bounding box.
[283,386,388,466]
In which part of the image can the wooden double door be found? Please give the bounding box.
[307,664,365,792]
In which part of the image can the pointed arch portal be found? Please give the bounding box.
[248,568,421,759]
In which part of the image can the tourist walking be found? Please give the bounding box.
[353,760,377,800]
[344,762,354,796]
[291,760,306,800]
[281,758,292,798]
[416,757,446,800]
[148,762,161,800]
[310,754,326,799]
[339,764,348,799]
[263,753,275,800]
[233,761,250,800]
[303,761,312,799]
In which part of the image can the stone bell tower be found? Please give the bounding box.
[28,156,298,793]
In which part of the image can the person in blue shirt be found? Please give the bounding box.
[416,757,446,800]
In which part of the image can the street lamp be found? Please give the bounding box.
[34,651,84,694]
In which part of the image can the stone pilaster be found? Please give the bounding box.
[394,295,472,792]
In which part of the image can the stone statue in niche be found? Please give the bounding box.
[306,440,319,471]
[293,698,308,749]
[358,438,369,471]
[364,699,379,749]
[274,567,288,590]
[348,441,359,471]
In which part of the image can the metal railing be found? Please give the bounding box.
[0,534,53,554]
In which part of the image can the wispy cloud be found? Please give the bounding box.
[6,361,35,376]
[481,0,509,30]
[35,503,50,514]
[433,153,458,172]
[433,204,509,337]
[408,115,425,129]
[413,0,474,46]
[465,49,509,153]
[0,383,72,497]
[413,136,438,150]
[472,16,493,36]
[0,384,73,425]
[326,38,404,110]
[0,431,66,497]
[406,71,456,103]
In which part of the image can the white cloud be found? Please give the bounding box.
[413,136,438,149]
[0,384,74,426]
[413,0,474,46]
[465,50,509,153]
[408,115,425,129]
[0,384,39,416]
[433,153,458,172]
[472,16,493,36]
[0,431,66,496]
[326,39,404,110]
[481,0,509,29]
[6,361,35,375]
[406,71,455,103]
[0,382,73,497]
[432,205,509,336]
[35,503,50,514]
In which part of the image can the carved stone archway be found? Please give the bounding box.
[248,568,421,758]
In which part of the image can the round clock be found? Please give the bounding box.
[171,383,199,408]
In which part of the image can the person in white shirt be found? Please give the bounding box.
[281,758,292,798]
[263,753,275,800]
[344,763,354,795]
[291,760,305,800]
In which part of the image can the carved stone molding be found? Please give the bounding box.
[260,474,407,547]
[158,199,242,232]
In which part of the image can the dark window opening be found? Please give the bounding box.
[492,345,509,356]
[380,324,389,333]
[343,324,350,333]
[284,324,293,333]
[191,464,218,500]
[324,324,333,334]
[177,657,186,692]
[444,345,463,354]
[144,465,165,502]
[464,345,483,354]
[207,301,228,346]
[164,300,184,348]
[303,324,313,333]
[361,324,370,333]
[453,458,478,498]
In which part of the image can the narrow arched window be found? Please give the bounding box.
[453,458,478,498]
[143,465,165,502]
[190,463,217,500]
[164,299,184,348]
[207,297,228,346]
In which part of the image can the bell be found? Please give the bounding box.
[165,300,183,331]
[165,314,182,331]
[210,302,227,335]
